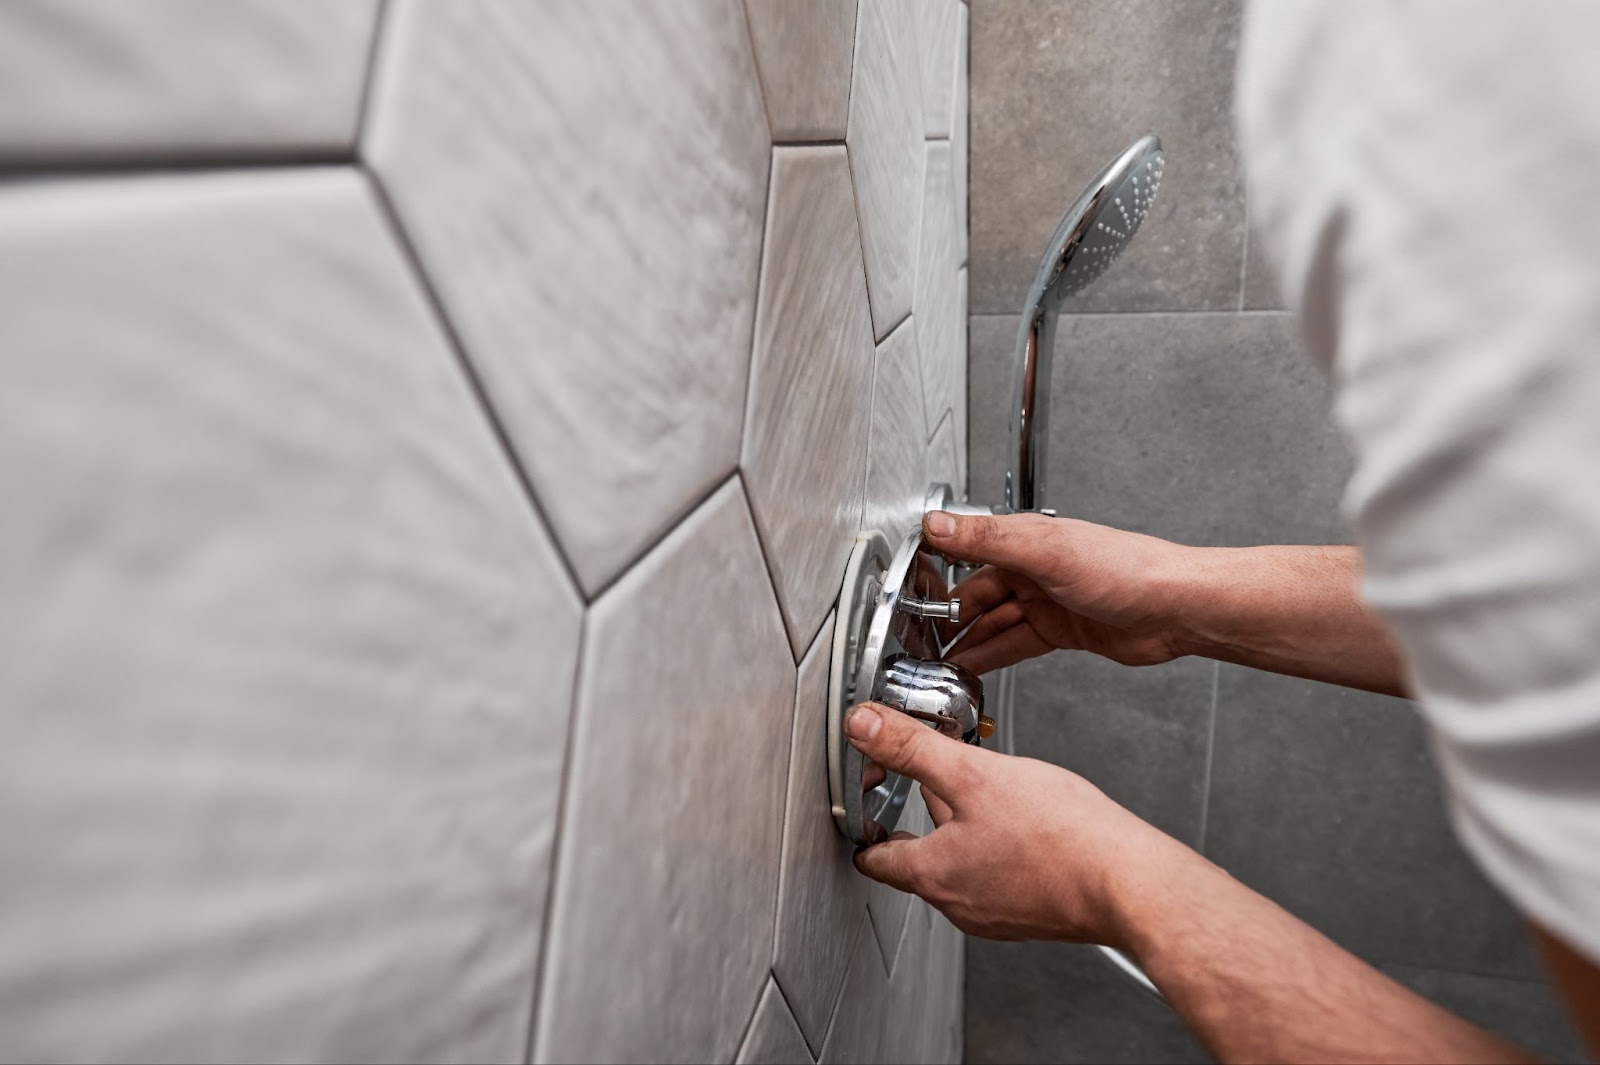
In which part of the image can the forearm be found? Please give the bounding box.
[1161,545,1409,696]
[1110,844,1534,1064]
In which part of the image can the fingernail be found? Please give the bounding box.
[925,511,956,538]
[846,704,882,742]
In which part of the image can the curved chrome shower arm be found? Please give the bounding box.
[1002,134,1164,515]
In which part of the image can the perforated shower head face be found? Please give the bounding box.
[1036,134,1165,302]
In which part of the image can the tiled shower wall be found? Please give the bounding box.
[0,3,968,1062]
[963,3,1583,1063]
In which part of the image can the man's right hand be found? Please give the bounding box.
[927,510,1199,674]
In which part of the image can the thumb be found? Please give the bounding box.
[853,832,927,893]
[846,703,973,804]
[923,510,1057,575]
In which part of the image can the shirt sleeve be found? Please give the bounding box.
[1238,0,1600,966]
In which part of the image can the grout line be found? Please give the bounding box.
[0,151,351,180]
[733,467,810,664]
[359,165,588,600]
[965,308,1291,321]
[738,0,778,146]
[772,138,848,147]
[350,0,392,156]
[523,616,590,1065]
[880,307,914,348]
[766,977,820,1064]
[736,146,778,513]
[1236,179,1251,313]
[583,468,740,606]
[1196,660,1220,853]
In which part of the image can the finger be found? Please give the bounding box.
[947,565,1018,619]
[921,783,954,826]
[939,566,1017,642]
[846,703,976,802]
[948,621,1054,675]
[853,833,931,893]
[924,510,1060,575]
[947,597,1027,657]
[863,760,886,792]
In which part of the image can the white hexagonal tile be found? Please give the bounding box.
[884,891,935,1063]
[927,408,962,500]
[915,141,963,443]
[773,615,871,1052]
[0,1,377,161]
[0,170,581,1061]
[536,480,794,1063]
[743,0,857,141]
[915,0,961,138]
[956,265,969,494]
[743,146,874,655]
[862,316,928,545]
[737,978,815,1065]
[819,913,891,1065]
[366,0,771,595]
[846,0,925,339]
[925,913,966,1064]
[953,3,970,264]
[865,796,919,977]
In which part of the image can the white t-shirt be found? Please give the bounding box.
[1238,2,1600,967]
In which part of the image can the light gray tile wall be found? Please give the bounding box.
[965,1,1580,1060]
[0,1,380,163]
[0,1,971,1061]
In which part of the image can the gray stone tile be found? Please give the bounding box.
[1205,665,1543,979]
[969,0,1246,314]
[968,311,1353,546]
[0,1,378,163]
[0,170,581,1062]
[1242,220,1284,310]
[1380,964,1586,1064]
[738,978,816,1065]
[1013,654,1214,848]
[536,481,795,1062]
[966,941,1208,1064]
[366,0,770,595]
[743,145,874,656]
[743,0,856,142]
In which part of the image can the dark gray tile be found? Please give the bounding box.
[1205,665,1543,980]
[968,311,1353,546]
[966,941,1208,1064]
[1241,221,1284,310]
[1014,653,1215,847]
[1380,964,1587,1064]
[970,0,1245,315]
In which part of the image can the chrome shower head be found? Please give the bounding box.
[1006,134,1165,513]
[1036,134,1164,303]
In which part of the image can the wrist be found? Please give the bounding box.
[1143,545,1236,661]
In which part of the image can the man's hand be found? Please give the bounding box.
[847,701,1191,944]
[927,510,1198,674]
[927,510,1410,697]
[848,701,1540,1063]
